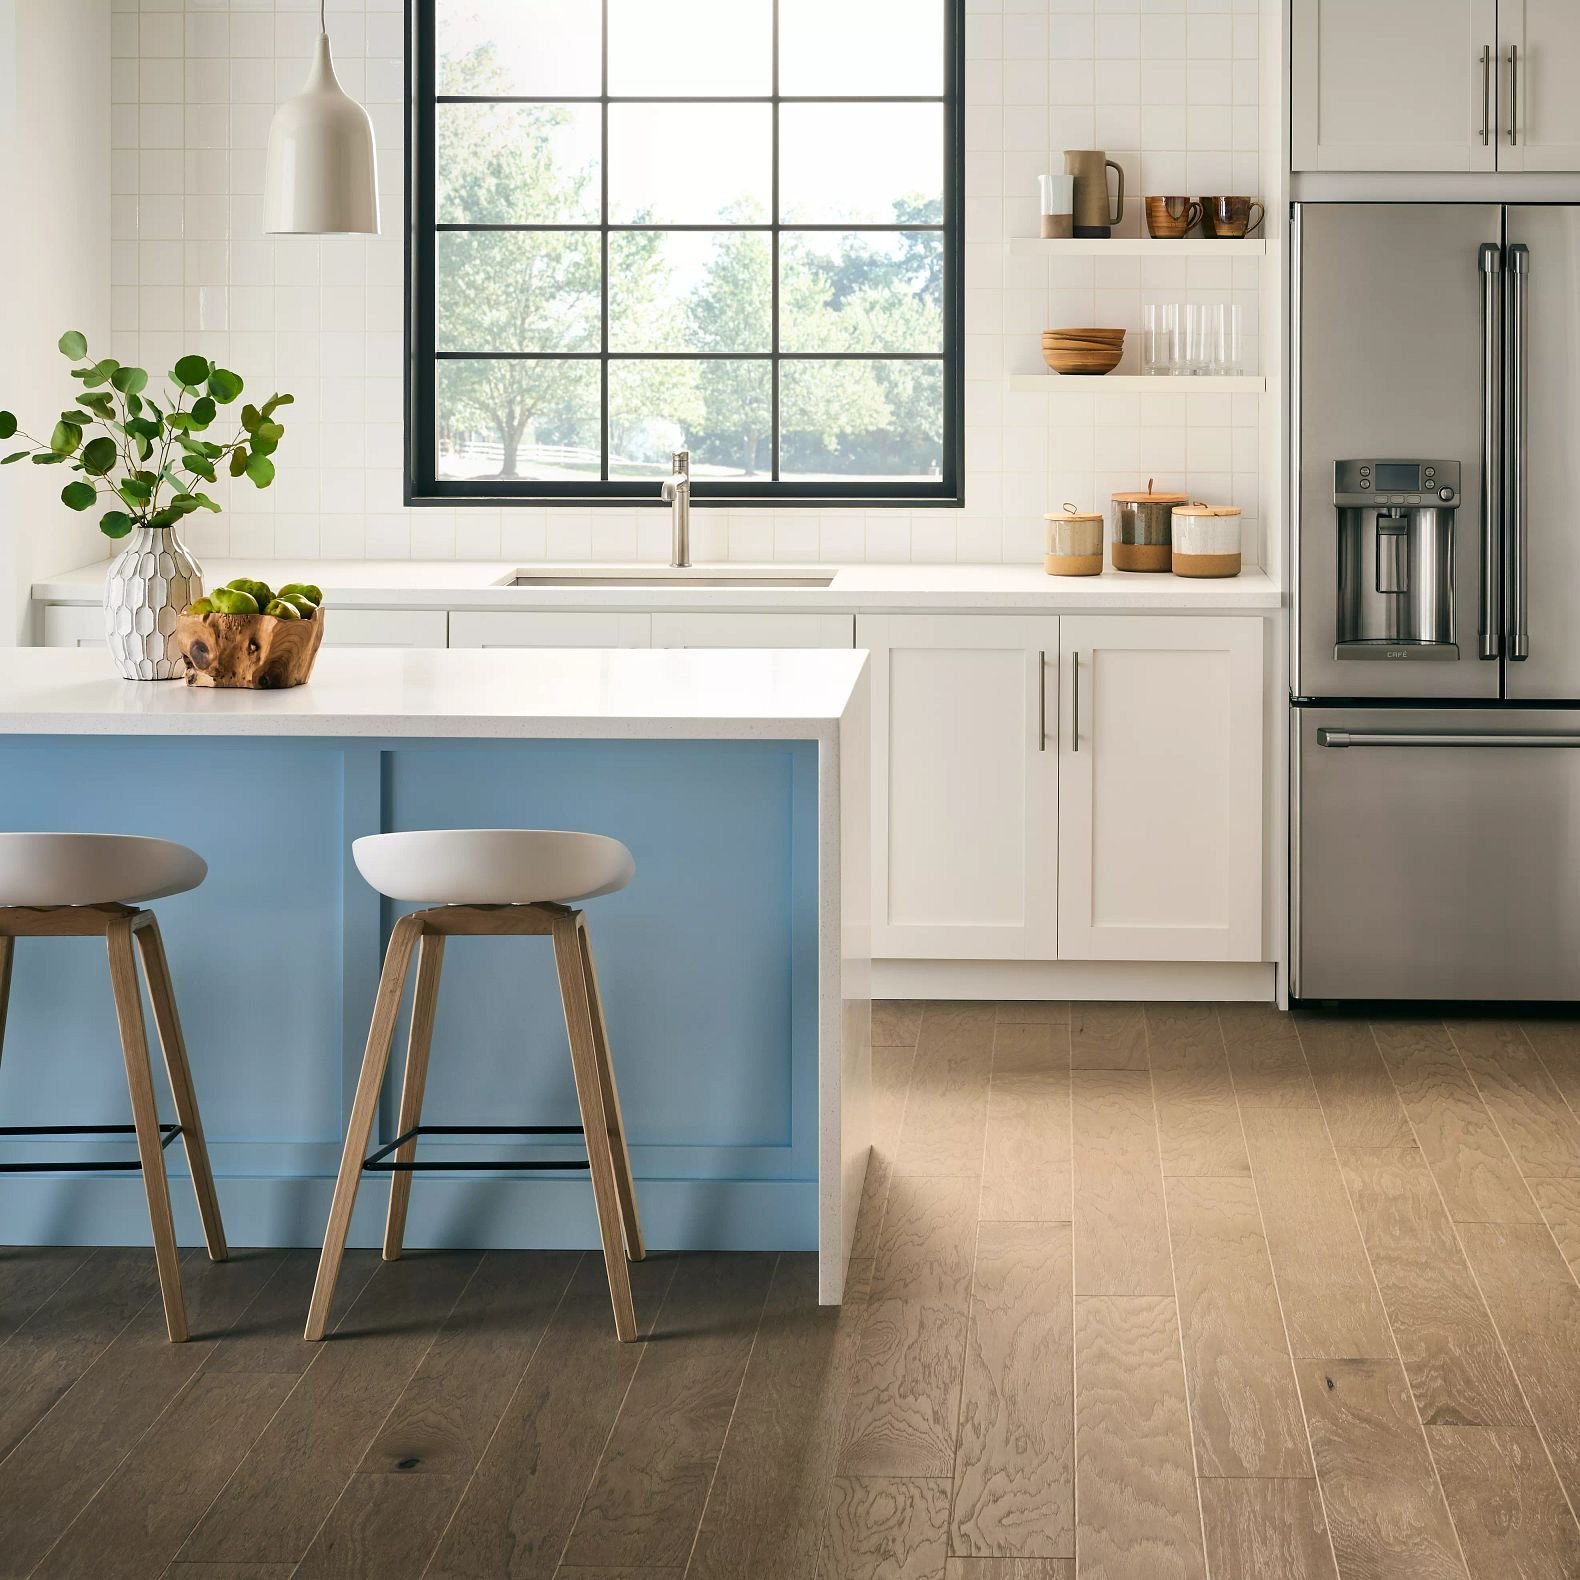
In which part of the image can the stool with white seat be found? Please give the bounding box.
[0,833,228,1343]
[305,829,645,1343]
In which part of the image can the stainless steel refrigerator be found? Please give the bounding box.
[1293,202,1580,1001]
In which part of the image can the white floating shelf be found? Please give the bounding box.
[1008,237,1267,258]
[1009,374,1267,394]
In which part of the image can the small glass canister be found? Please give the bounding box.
[1171,502,1243,577]
[1110,479,1189,572]
[1044,502,1104,576]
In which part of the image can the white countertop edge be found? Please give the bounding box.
[31,559,1284,613]
[0,646,868,739]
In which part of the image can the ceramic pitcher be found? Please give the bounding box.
[1064,150,1124,238]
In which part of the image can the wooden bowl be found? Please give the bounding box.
[1042,335,1124,375]
[1043,327,1124,344]
[174,604,326,689]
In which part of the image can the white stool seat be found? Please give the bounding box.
[0,834,207,907]
[352,829,635,906]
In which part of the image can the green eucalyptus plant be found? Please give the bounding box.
[0,331,293,540]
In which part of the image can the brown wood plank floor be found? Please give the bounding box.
[3,1002,1580,1577]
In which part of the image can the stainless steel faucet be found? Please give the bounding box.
[660,450,691,568]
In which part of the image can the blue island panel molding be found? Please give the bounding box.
[0,734,820,1253]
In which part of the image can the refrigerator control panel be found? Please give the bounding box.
[1334,459,1460,509]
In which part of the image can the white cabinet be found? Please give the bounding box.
[1498,0,1580,170]
[1293,0,1498,172]
[1057,616,1263,963]
[319,608,449,648]
[1293,0,1580,172]
[651,611,853,648]
[859,614,1059,961]
[42,604,104,648]
[449,610,652,648]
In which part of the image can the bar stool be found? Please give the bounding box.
[306,829,645,1343]
[0,833,228,1343]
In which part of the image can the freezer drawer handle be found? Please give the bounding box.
[1317,729,1580,750]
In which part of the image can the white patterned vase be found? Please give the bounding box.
[103,525,203,681]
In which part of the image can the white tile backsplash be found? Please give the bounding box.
[109,0,1262,566]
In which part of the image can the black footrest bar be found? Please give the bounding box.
[362,1122,589,1173]
[0,1122,182,1174]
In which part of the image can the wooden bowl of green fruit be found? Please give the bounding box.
[174,577,326,689]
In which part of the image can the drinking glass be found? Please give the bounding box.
[1143,303,1179,375]
[1210,302,1244,375]
[1182,303,1211,375]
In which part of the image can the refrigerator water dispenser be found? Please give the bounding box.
[1333,459,1461,658]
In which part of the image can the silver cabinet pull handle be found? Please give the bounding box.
[1071,652,1079,752]
[1319,729,1580,749]
[1038,650,1047,751]
[1481,44,1491,145]
[1508,243,1530,661]
[1478,243,1502,660]
[1509,44,1519,145]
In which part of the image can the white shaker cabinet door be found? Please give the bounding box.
[859,614,1059,961]
[448,610,652,647]
[1058,615,1263,962]
[1292,0,1497,171]
[1497,0,1580,171]
[650,611,854,648]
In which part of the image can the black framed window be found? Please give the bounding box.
[407,0,964,506]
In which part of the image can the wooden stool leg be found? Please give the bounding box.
[107,916,188,1344]
[383,932,445,1262]
[305,913,423,1341]
[0,935,13,1069]
[551,912,638,1342]
[577,916,644,1262]
[134,917,228,1263]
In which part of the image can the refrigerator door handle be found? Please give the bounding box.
[1478,243,1503,661]
[1317,729,1580,749]
[1507,242,1530,661]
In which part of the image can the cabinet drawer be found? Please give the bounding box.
[319,608,449,649]
[651,612,853,648]
[449,611,652,648]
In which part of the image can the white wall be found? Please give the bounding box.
[103,0,1265,569]
[0,0,112,644]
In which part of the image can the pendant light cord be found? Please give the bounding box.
[321,0,327,33]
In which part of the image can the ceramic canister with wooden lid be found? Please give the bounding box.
[1110,480,1189,572]
[1044,503,1104,576]
[1171,502,1242,577]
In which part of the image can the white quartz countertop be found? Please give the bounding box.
[0,646,868,740]
[33,558,1282,613]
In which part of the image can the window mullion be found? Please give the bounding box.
[599,0,610,484]
[770,0,781,485]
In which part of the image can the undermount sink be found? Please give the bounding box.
[512,573,835,589]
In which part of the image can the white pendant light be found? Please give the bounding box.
[263,0,379,235]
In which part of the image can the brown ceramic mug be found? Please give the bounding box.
[1145,196,1201,239]
[1199,196,1265,238]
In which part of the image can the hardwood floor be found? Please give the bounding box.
[3,1001,1580,1577]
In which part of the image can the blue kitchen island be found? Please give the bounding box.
[0,645,871,1301]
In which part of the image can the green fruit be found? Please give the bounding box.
[278,582,322,606]
[225,577,273,607]
[279,592,316,617]
[183,597,214,616]
[210,587,258,615]
[263,598,301,620]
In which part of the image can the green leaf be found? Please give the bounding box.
[244,453,275,488]
[190,395,216,428]
[207,367,243,404]
[229,446,249,478]
[109,365,148,396]
[0,411,16,440]
[49,420,82,456]
[80,358,119,389]
[60,480,96,511]
[119,477,153,503]
[57,330,87,360]
[75,392,116,419]
[126,392,142,418]
[80,436,117,476]
[148,506,182,528]
[2,450,29,464]
[249,435,277,458]
[182,457,218,483]
[125,418,160,444]
[240,403,261,434]
[172,354,211,389]
[99,509,134,539]
[162,412,195,432]
[31,453,65,465]
[253,421,284,443]
[192,492,221,512]
[167,493,202,515]
[261,393,295,417]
